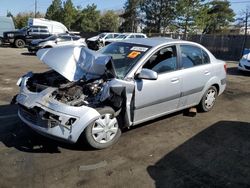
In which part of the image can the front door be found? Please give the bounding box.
[133,45,182,124]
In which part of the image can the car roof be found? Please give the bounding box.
[122,37,180,47]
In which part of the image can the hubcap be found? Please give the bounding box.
[92,114,118,144]
[205,89,216,109]
[18,40,24,46]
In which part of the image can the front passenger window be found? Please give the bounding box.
[143,46,177,74]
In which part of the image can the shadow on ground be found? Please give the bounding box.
[21,52,35,56]
[227,67,250,76]
[148,121,250,187]
[0,104,92,153]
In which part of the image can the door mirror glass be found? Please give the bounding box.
[137,68,158,80]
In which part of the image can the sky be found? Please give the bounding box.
[0,0,249,17]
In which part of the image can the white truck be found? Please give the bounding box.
[28,18,68,34]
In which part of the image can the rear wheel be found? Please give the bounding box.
[84,107,121,149]
[198,86,217,112]
[15,39,25,48]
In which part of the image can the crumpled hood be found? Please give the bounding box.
[37,45,115,82]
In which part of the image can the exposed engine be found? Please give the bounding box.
[52,79,104,106]
[26,70,105,107]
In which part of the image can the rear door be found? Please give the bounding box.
[178,44,213,108]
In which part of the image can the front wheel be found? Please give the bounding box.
[15,39,25,48]
[84,107,121,149]
[0,38,3,46]
[198,86,217,112]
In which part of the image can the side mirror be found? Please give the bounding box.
[136,68,158,80]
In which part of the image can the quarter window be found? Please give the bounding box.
[143,46,177,74]
[180,45,210,69]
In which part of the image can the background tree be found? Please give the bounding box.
[45,0,63,22]
[14,12,44,29]
[100,10,119,32]
[73,4,100,32]
[119,0,141,32]
[62,0,76,30]
[141,0,177,33]
[194,3,210,34]
[204,0,235,34]
[176,0,204,39]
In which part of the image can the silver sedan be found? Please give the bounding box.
[16,38,227,149]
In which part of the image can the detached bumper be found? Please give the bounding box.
[16,77,100,143]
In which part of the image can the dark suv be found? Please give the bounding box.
[3,25,51,48]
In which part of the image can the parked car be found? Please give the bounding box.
[28,34,86,53]
[86,32,120,50]
[0,16,15,46]
[3,25,51,48]
[105,33,147,46]
[15,38,226,149]
[238,49,250,72]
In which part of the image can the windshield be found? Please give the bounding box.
[99,33,106,38]
[99,42,151,79]
[45,35,57,41]
[116,34,127,39]
[20,27,28,31]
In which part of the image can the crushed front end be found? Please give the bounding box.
[16,46,122,143]
[16,70,105,143]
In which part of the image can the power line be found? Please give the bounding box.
[231,1,250,4]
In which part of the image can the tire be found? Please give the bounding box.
[84,106,121,149]
[0,38,3,46]
[198,86,218,112]
[15,39,25,48]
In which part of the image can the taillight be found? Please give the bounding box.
[224,63,227,73]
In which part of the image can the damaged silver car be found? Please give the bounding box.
[16,38,227,149]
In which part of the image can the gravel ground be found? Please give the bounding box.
[0,47,250,188]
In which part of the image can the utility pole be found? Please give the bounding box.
[35,0,37,18]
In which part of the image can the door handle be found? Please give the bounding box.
[204,71,210,75]
[171,78,179,83]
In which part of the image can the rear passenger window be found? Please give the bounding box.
[59,36,72,41]
[180,45,210,69]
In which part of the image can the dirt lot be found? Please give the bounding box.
[0,47,250,188]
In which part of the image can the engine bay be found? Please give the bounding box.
[26,70,105,107]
